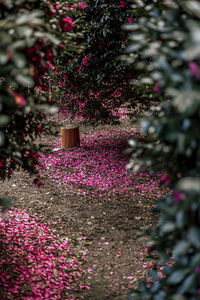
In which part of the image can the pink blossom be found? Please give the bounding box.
[160,174,171,185]
[87,268,93,273]
[119,1,126,8]
[127,276,134,280]
[173,190,182,204]
[12,93,27,106]
[55,4,60,10]
[189,61,200,80]
[78,65,83,72]
[79,285,90,290]
[128,17,134,23]
[60,17,74,32]
[153,85,161,93]
[0,161,3,167]
[80,5,88,10]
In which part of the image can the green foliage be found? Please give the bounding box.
[0,0,59,181]
[45,0,87,56]
[125,0,200,299]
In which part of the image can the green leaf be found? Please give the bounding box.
[0,50,8,65]
[177,274,195,294]
[0,114,9,127]
[0,131,5,146]
[15,73,34,87]
[173,240,190,258]
[167,270,186,285]
[0,196,16,211]
[13,53,27,68]
[187,227,200,248]
[177,178,200,193]
[162,222,175,233]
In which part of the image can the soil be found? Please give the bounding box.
[0,117,158,300]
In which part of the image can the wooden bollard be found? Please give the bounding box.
[61,126,80,150]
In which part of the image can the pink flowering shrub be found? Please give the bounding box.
[0,209,86,299]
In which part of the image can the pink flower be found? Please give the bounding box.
[119,1,125,8]
[173,190,182,204]
[55,4,60,10]
[13,93,27,106]
[160,174,171,185]
[58,81,65,86]
[153,85,161,93]
[189,62,200,80]
[0,161,3,167]
[60,17,74,32]
[78,2,88,10]
[128,18,134,23]
[79,285,90,290]
[45,48,54,62]
[77,65,83,72]
[87,268,93,273]
[78,2,84,6]
[64,7,71,11]
[80,5,88,10]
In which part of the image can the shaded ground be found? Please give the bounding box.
[0,117,164,299]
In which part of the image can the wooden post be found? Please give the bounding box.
[61,126,80,150]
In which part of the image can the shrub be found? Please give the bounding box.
[0,0,61,209]
[125,1,200,299]
[48,0,159,126]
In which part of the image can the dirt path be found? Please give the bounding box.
[0,118,158,299]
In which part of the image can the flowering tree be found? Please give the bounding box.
[125,0,200,299]
[48,0,159,126]
[0,0,61,209]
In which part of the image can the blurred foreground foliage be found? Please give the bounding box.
[125,0,200,299]
[0,0,61,210]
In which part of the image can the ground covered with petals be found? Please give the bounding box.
[0,209,86,299]
[39,129,168,200]
[0,117,169,299]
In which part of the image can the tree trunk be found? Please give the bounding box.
[61,126,80,150]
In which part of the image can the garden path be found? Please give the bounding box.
[0,117,167,299]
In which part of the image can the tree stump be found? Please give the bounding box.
[61,126,80,150]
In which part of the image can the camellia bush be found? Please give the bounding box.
[0,0,61,208]
[124,0,200,299]
[48,0,160,126]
